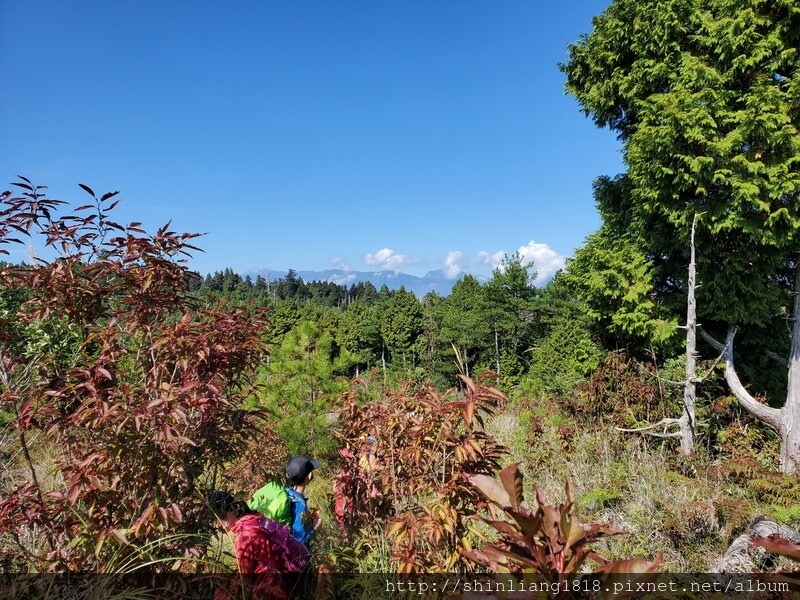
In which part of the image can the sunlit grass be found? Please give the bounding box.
[487,402,773,572]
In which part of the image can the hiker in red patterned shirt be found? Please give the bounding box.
[209,490,309,600]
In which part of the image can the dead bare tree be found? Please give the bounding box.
[618,215,702,453]
[677,214,700,453]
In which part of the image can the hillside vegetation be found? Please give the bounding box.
[1,0,799,593]
[0,177,796,584]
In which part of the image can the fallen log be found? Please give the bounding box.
[711,516,800,572]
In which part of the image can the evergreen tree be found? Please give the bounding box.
[380,286,423,371]
[257,320,354,458]
[337,299,381,371]
[485,253,539,378]
[563,0,800,471]
[438,275,491,377]
[349,281,378,304]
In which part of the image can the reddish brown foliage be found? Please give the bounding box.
[464,463,662,590]
[332,372,508,572]
[222,426,288,499]
[570,351,660,428]
[0,179,271,571]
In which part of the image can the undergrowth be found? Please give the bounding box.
[3,350,795,577]
[488,378,788,573]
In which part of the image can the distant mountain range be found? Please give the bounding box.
[244,268,488,297]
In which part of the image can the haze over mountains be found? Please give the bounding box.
[245,268,489,297]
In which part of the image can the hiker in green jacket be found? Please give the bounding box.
[247,455,321,548]
[248,480,292,527]
[284,455,321,547]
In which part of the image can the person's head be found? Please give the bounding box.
[286,455,319,488]
[361,433,378,454]
[208,490,257,527]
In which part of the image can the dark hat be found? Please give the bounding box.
[208,490,234,515]
[286,455,320,482]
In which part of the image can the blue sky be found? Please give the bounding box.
[1,1,621,283]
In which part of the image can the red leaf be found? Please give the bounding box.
[468,472,512,509]
[78,183,95,197]
[597,555,663,600]
[67,483,81,506]
[79,453,100,468]
[499,462,524,509]
[752,536,800,561]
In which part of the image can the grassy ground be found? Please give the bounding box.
[486,404,789,573]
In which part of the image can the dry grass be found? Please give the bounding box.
[0,431,66,565]
[487,408,767,573]
[0,430,64,493]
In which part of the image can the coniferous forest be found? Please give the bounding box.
[1,0,800,597]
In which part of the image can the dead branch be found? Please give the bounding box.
[698,326,783,430]
[616,417,682,438]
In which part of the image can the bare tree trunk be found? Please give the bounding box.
[618,218,700,447]
[494,327,500,375]
[678,215,698,453]
[782,260,800,473]
[699,325,787,470]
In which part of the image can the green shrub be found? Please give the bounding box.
[578,487,623,511]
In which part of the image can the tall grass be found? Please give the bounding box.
[487,403,771,572]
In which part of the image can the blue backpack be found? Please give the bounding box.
[285,487,314,546]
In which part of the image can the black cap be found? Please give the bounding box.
[208,490,234,514]
[286,455,320,483]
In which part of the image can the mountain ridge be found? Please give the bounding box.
[244,267,488,297]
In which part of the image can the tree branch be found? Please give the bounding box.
[697,326,725,353]
[766,349,788,368]
[617,417,683,438]
[700,327,782,430]
[699,326,788,368]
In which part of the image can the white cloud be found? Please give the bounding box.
[324,259,355,284]
[328,272,357,285]
[329,257,350,271]
[476,242,566,285]
[363,247,421,270]
[443,251,465,279]
[517,241,566,283]
[476,250,506,270]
